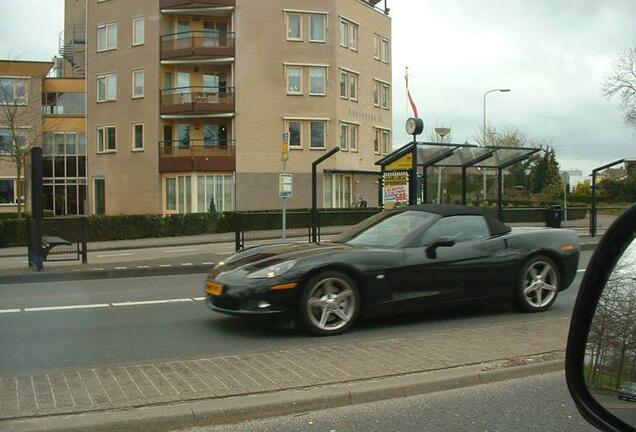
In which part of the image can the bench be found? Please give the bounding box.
[40,236,72,261]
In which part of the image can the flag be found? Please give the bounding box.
[405,67,419,118]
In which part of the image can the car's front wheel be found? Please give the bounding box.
[298,271,360,336]
[514,256,560,312]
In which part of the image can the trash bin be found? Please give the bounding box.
[546,205,564,228]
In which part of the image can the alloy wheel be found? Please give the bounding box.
[306,277,356,332]
[523,260,558,308]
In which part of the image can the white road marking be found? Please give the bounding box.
[181,263,194,267]
[112,298,193,307]
[97,253,133,258]
[91,268,105,271]
[25,304,110,312]
[577,269,586,273]
[163,248,197,253]
[192,297,206,301]
[136,266,150,269]
[202,262,216,265]
[0,309,21,314]
[159,264,172,268]
[115,267,128,270]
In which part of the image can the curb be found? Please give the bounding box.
[2,358,564,432]
[0,264,212,285]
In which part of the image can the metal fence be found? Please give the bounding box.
[27,216,88,268]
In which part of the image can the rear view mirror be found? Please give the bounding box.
[426,237,456,259]
[566,202,636,432]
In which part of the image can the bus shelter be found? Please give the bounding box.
[376,142,542,221]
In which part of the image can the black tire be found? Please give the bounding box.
[298,270,360,336]
[514,255,560,313]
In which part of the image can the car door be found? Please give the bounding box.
[397,215,507,306]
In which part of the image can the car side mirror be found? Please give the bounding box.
[566,202,636,432]
[425,237,456,259]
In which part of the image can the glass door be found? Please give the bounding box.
[176,72,191,103]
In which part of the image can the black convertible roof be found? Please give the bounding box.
[403,204,512,236]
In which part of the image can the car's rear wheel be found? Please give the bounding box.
[298,271,360,336]
[514,256,560,312]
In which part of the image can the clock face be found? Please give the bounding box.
[406,117,423,136]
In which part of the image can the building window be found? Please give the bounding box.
[132,69,144,98]
[196,174,234,213]
[132,17,144,46]
[381,83,390,109]
[97,74,117,102]
[0,128,26,155]
[309,14,326,42]
[350,123,358,152]
[309,67,326,96]
[349,24,358,51]
[97,126,116,153]
[286,67,302,94]
[324,174,353,209]
[340,122,349,151]
[287,13,302,40]
[166,178,176,211]
[373,34,381,59]
[0,78,28,105]
[310,121,326,149]
[0,179,16,205]
[132,123,144,151]
[287,121,302,148]
[340,71,348,99]
[349,74,358,101]
[373,80,380,106]
[374,128,381,154]
[42,92,86,115]
[382,129,391,154]
[97,23,117,51]
[339,19,348,47]
[94,178,105,215]
[381,38,390,63]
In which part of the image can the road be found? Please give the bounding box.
[594,393,636,426]
[188,372,595,432]
[0,250,592,374]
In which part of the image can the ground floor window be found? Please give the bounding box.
[44,178,87,216]
[0,178,16,204]
[323,174,353,208]
[94,178,105,215]
[164,173,234,214]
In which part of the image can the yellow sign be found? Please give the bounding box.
[282,141,289,161]
[206,281,224,296]
[385,153,413,171]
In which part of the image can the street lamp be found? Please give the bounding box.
[481,88,511,200]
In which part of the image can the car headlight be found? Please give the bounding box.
[247,261,296,279]
[213,261,225,270]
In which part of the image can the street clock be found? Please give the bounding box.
[405,117,424,136]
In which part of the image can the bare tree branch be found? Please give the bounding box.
[603,47,636,127]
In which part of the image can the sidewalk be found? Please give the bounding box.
[0,316,569,431]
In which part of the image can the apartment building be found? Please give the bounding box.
[80,0,392,215]
[0,60,87,216]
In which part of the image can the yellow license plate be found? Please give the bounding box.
[206,281,224,296]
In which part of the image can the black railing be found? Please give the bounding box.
[159,139,235,155]
[160,86,235,112]
[161,30,235,54]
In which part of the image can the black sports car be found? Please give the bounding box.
[205,205,580,335]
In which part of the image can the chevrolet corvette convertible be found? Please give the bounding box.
[205,205,580,336]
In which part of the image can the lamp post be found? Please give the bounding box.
[482,88,511,200]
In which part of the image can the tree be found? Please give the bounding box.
[572,180,592,196]
[603,47,636,128]
[528,148,563,198]
[0,76,42,215]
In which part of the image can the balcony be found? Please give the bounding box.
[161,31,235,61]
[160,0,235,15]
[159,140,236,173]
[160,86,235,116]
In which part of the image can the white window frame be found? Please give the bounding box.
[309,120,327,149]
[349,23,358,51]
[0,78,28,106]
[97,22,117,51]
[132,69,144,98]
[382,129,391,154]
[309,14,327,43]
[132,17,145,46]
[381,83,390,109]
[350,123,359,152]
[286,13,303,41]
[97,126,117,153]
[349,73,358,101]
[339,19,348,47]
[286,66,303,95]
[373,128,381,154]
[97,73,117,102]
[373,80,380,107]
[308,67,327,96]
[339,70,348,99]
[340,122,349,151]
[373,34,381,60]
[132,123,144,151]
[381,37,390,63]
[0,177,18,206]
[93,177,106,216]
[286,120,303,148]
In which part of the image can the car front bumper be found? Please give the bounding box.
[618,391,636,401]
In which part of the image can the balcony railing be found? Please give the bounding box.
[161,31,235,61]
[159,139,236,173]
[160,0,235,10]
[160,86,235,115]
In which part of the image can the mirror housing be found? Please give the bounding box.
[566,202,636,432]
[425,237,456,259]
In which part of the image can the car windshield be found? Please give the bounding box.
[623,383,636,390]
[334,210,437,247]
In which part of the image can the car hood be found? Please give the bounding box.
[211,242,358,275]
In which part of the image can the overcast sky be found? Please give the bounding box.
[1,0,635,177]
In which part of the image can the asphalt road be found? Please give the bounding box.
[0,251,592,374]
[187,372,595,432]
[594,393,636,426]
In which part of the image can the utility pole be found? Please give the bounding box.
[281,132,290,241]
[482,88,511,201]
